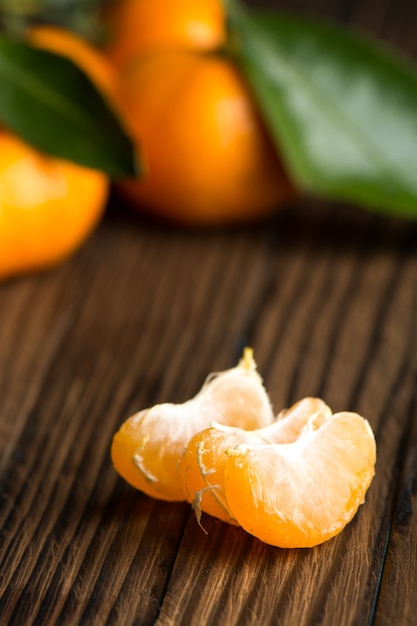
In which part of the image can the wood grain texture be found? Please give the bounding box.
[1,1,417,625]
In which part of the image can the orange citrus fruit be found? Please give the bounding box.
[183,404,376,548]
[179,397,330,525]
[103,0,226,66]
[111,348,274,501]
[0,131,108,279]
[0,26,112,280]
[117,49,294,226]
[180,399,376,547]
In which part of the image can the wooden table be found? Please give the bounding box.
[1,2,417,625]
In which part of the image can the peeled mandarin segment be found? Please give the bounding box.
[178,397,329,524]
[111,348,274,501]
[260,397,332,444]
[178,424,267,525]
[224,412,377,548]
[178,426,241,525]
[200,349,274,430]
[111,403,199,501]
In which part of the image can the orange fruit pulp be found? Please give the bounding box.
[111,348,274,501]
[0,26,114,280]
[180,398,376,548]
[179,397,330,525]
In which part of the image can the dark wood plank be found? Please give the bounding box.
[154,205,417,626]
[1,204,417,626]
[0,208,281,625]
[374,398,417,625]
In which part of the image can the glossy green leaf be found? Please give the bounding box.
[0,36,138,178]
[227,2,417,218]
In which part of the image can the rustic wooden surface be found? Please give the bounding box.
[1,1,417,625]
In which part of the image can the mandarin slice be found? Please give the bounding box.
[224,411,376,548]
[179,397,330,524]
[179,423,262,526]
[111,348,274,501]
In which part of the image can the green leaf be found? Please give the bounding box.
[0,35,138,178]
[227,2,417,219]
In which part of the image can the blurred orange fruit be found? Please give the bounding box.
[117,50,294,226]
[103,0,226,66]
[0,26,112,279]
[0,131,108,279]
[101,0,294,226]
[179,397,330,525]
[111,348,274,501]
